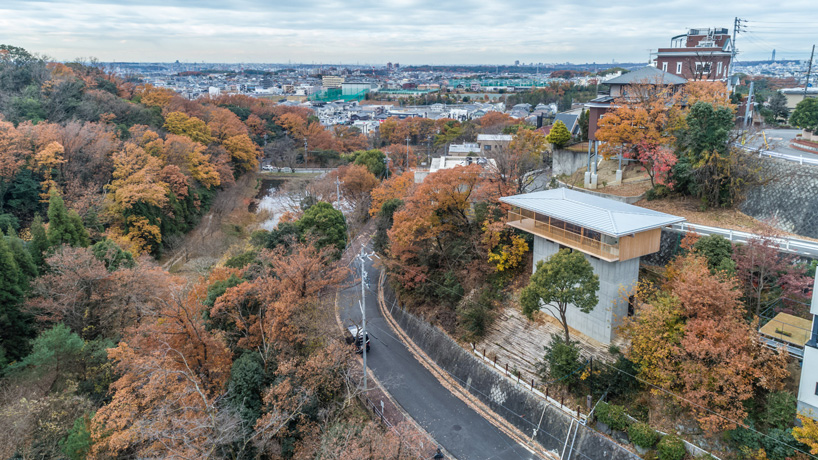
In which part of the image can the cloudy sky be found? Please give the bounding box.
[1,0,815,65]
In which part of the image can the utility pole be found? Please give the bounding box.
[303,138,308,168]
[405,136,411,170]
[805,44,816,98]
[727,17,745,94]
[744,81,755,128]
[358,247,369,393]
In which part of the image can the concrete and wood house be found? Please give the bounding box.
[500,188,685,344]
[798,271,818,418]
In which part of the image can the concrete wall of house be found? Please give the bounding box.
[533,236,638,344]
[798,340,818,417]
[740,157,818,239]
[798,274,818,418]
[553,149,588,177]
[383,282,639,460]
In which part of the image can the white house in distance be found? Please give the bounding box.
[414,156,497,183]
[798,271,818,418]
[500,188,685,344]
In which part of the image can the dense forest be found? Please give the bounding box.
[0,44,430,459]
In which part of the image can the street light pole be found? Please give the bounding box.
[405,136,411,170]
[304,138,308,168]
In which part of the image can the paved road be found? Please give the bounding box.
[744,128,818,161]
[338,249,541,460]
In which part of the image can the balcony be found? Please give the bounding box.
[507,209,620,261]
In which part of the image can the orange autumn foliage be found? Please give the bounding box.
[91,273,234,458]
[624,252,788,432]
[369,170,415,217]
[388,165,484,287]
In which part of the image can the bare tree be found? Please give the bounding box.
[264,136,298,171]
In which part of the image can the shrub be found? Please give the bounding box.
[595,401,630,432]
[760,391,796,431]
[224,250,258,269]
[646,184,670,201]
[630,422,660,449]
[657,435,686,460]
[536,334,583,388]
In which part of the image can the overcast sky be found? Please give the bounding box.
[1,0,816,65]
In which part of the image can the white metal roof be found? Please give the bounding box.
[500,188,685,237]
[477,134,513,142]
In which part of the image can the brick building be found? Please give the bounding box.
[654,28,732,82]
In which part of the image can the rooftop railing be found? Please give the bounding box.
[507,209,619,261]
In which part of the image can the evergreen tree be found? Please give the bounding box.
[0,228,33,363]
[578,109,589,141]
[5,226,38,288]
[546,120,572,149]
[46,192,90,248]
[297,201,347,256]
[29,214,50,267]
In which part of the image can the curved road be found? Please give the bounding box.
[338,248,541,460]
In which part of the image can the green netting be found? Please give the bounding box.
[309,88,369,102]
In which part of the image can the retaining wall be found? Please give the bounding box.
[553,149,588,177]
[383,283,638,460]
[741,156,818,239]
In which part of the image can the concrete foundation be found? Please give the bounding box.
[590,173,598,190]
[533,236,638,344]
[615,169,623,185]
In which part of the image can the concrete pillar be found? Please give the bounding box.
[584,171,591,188]
[590,173,598,189]
[615,169,623,185]
[532,236,638,345]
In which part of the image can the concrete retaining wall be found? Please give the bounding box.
[741,156,818,239]
[553,149,588,177]
[383,283,638,460]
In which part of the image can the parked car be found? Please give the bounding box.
[345,324,370,353]
[261,165,274,171]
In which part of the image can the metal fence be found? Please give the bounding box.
[668,222,818,258]
[736,144,818,166]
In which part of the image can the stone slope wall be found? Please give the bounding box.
[741,156,818,239]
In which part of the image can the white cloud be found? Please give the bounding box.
[0,0,815,63]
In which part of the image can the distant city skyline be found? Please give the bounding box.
[2,0,815,65]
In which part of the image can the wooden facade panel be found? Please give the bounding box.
[619,228,661,261]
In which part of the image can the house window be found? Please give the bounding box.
[695,62,712,75]
[815,382,818,396]
[662,62,668,72]
[484,145,491,152]
[717,62,723,75]
[676,62,682,74]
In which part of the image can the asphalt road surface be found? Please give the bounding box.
[338,249,542,460]
[745,128,818,161]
